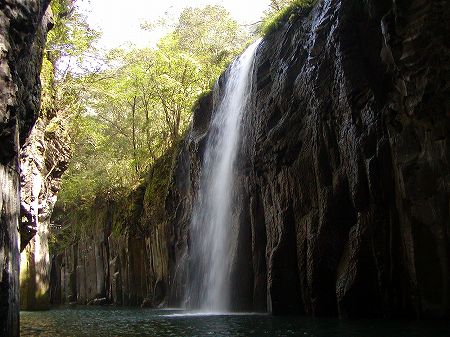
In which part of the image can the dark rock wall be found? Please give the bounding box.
[50,153,172,308]
[0,0,51,335]
[168,0,450,318]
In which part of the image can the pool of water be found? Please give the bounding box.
[20,307,450,337]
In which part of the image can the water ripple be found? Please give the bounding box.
[20,307,450,337]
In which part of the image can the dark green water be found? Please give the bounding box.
[20,307,450,337]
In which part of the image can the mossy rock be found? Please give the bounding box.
[142,147,178,230]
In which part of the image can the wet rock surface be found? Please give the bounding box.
[0,0,51,335]
[168,0,450,318]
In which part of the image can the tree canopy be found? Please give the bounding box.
[48,1,310,251]
[54,4,250,216]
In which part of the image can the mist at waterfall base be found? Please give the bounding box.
[185,39,260,311]
[21,307,450,337]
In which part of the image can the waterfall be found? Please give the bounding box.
[187,39,261,312]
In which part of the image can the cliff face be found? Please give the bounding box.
[19,111,71,310]
[50,153,172,308]
[168,0,450,318]
[0,0,51,335]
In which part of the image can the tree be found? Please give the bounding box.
[175,5,249,82]
[54,5,250,243]
[19,0,101,309]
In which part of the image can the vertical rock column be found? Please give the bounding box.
[19,115,70,310]
[0,0,51,335]
[0,136,21,337]
[167,0,450,318]
[0,10,21,335]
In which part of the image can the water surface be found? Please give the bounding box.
[21,307,450,336]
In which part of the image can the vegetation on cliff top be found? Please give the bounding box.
[48,0,315,252]
[260,0,316,36]
[47,2,252,252]
[55,4,249,204]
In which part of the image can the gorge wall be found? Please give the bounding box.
[49,0,450,320]
[0,0,51,335]
[167,0,450,318]
[50,152,172,308]
[19,105,71,310]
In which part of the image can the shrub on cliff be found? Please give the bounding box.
[259,0,316,36]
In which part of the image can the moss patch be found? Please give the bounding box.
[142,146,178,232]
[50,143,180,252]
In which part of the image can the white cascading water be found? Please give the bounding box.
[187,39,261,312]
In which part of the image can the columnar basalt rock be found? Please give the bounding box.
[0,0,51,335]
[50,153,172,308]
[47,0,449,319]
[19,113,70,310]
[51,202,170,307]
[168,0,450,318]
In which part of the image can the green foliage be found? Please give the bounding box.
[39,56,55,115]
[259,0,316,36]
[50,5,250,252]
[47,0,100,67]
[59,5,248,201]
[51,147,176,253]
[174,5,250,87]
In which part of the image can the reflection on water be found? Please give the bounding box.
[21,307,450,337]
